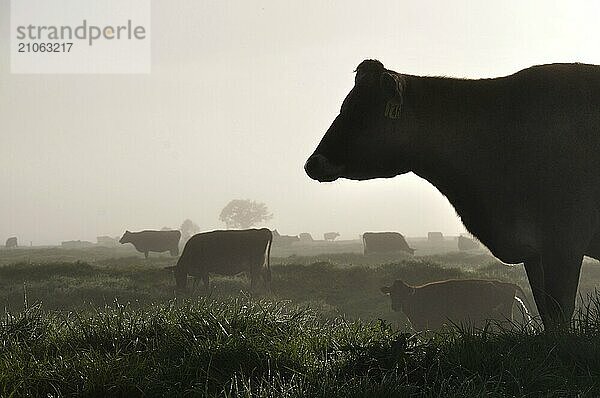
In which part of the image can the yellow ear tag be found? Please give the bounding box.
[385,100,401,119]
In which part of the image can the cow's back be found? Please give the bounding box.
[489,64,600,202]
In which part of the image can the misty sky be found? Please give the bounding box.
[1,1,600,245]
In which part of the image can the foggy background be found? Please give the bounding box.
[1,0,600,245]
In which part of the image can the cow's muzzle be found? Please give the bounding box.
[304,154,344,182]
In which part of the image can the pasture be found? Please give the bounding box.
[1,242,600,396]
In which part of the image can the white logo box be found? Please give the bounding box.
[11,0,151,74]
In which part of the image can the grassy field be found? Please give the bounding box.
[0,244,600,396]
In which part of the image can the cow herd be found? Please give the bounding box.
[117,228,420,292]
[13,59,596,330]
[1,227,513,331]
[111,227,531,331]
[303,60,600,330]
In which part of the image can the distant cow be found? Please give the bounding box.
[363,232,414,255]
[381,279,531,331]
[272,229,300,246]
[119,230,181,258]
[61,240,94,249]
[427,232,444,244]
[298,232,314,242]
[96,236,118,247]
[324,232,340,241]
[5,237,17,248]
[458,235,480,251]
[167,228,272,290]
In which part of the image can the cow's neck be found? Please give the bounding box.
[403,74,511,234]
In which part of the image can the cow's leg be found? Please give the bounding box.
[540,247,583,330]
[523,255,547,325]
[262,268,272,292]
[202,273,209,290]
[144,251,149,259]
[541,204,598,329]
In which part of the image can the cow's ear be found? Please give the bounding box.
[381,286,391,295]
[381,72,405,99]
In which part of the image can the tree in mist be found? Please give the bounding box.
[180,219,200,242]
[219,199,273,229]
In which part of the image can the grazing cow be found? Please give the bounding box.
[272,229,300,246]
[324,232,340,241]
[5,237,17,248]
[298,232,314,242]
[381,279,531,331]
[61,240,94,249]
[305,59,600,329]
[119,230,181,259]
[167,228,272,290]
[427,232,444,244]
[363,232,414,255]
[458,235,480,251]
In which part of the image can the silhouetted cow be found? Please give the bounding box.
[5,237,17,248]
[362,232,414,255]
[298,232,313,242]
[167,228,272,290]
[427,232,444,244]
[119,230,181,259]
[305,59,600,329]
[61,240,94,249]
[96,236,118,247]
[324,232,340,241]
[272,229,300,246]
[381,279,531,331]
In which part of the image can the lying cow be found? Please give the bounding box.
[381,279,531,331]
[119,230,181,259]
[167,228,272,291]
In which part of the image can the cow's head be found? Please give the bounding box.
[381,280,414,312]
[119,230,131,244]
[305,59,414,182]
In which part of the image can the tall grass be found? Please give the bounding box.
[0,296,599,397]
[0,249,599,396]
